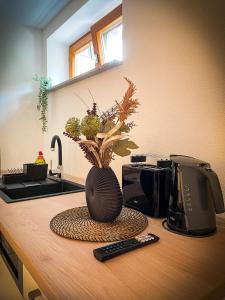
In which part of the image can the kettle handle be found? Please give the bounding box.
[200,167,224,214]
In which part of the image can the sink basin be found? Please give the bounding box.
[0,177,85,203]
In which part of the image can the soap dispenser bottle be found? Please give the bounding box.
[35,151,46,164]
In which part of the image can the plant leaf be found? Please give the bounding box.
[122,124,130,133]
[112,139,139,157]
[103,121,123,143]
[126,140,139,149]
[103,120,115,133]
[100,134,124,155]
[116,123,130,134]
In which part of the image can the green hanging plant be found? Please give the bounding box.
[33,75,52,133]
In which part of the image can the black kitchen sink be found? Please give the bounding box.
[0,177,85,203]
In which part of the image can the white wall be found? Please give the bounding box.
[47,40,69,86]
[0,18,43,170]
[42,0,87,76]
[43,0,225,200]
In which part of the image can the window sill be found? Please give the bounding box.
[48,60,122,93]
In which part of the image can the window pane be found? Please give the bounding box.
[101,23,123,64]
[75,43,95,76]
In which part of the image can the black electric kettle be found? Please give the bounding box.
[166,155,224,236]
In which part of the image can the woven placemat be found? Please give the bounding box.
[50,206,148,242]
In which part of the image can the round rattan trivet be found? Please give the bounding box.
[50,206,148,242]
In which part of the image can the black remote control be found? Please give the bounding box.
[93,233,159,262]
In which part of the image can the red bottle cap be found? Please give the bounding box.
[39,151,43,155]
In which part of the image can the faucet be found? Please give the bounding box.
[49,135,63,178]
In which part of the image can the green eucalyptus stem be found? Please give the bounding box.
[33,75,52,133]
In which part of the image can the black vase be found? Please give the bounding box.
[85,166,123,222]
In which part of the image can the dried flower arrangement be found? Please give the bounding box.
[64,78,139,168]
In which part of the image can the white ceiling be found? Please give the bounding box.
[0,0,71,29]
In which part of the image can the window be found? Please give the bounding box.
[69,36,96,78]
[69,32,95,78]
[101,22,123,63]
[69,4,122,78]
[75,42,96,76]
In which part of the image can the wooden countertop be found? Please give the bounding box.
[0,176,225,300]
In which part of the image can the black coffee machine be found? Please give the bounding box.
[167,155,224,236]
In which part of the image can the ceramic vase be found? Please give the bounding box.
[85,166,123,222]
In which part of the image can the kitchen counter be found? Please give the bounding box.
[0,175,225,300]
